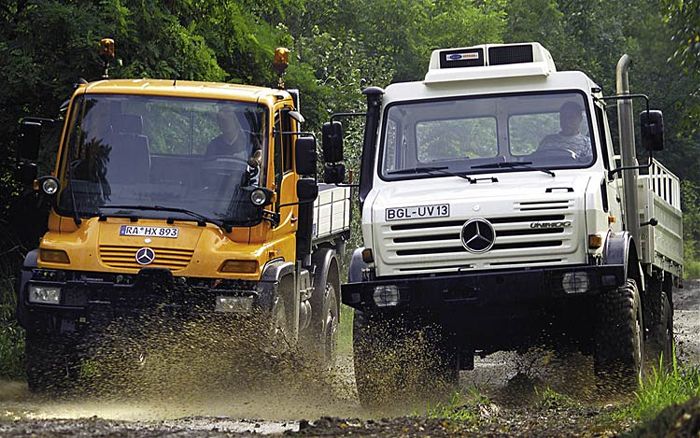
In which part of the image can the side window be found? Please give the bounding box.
[594,104,611,171]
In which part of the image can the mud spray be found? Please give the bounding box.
[2,309,363,424]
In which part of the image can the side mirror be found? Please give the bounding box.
[641,110,664,152]
[297,178,318,202]
[322,121,344,163]
[18,120,42,161]
[295,136,317,176]
[323,163,345,184]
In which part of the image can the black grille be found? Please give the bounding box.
[488,45,534,65]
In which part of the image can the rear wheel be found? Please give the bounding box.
[645,288,674,370]
[593,279,644,392]
[306,255,341,370]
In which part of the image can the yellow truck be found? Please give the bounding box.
[14,41,349,392]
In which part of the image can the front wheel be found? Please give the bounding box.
[353,311,458,409]
[593,279,644,392]
[25,333,79,395]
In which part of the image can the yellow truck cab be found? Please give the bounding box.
[15,45,350,392]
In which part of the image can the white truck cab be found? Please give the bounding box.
[322,43,682,406]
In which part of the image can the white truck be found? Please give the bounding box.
[321,43,683,404]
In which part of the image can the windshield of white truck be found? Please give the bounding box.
[56,94,268,226]
[380,92,594,180]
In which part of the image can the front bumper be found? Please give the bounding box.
[342,263,625,311]
[17,267,268,332]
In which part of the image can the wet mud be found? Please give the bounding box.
[0,281,698,436]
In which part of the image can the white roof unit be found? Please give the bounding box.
[424,42,557,84]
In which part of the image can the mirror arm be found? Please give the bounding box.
[262,210,280,227]
[278,199,316,208]
[276,130,317,140]
[330,112,366,123]
[608,149,654,179]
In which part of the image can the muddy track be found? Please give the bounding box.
[1,281,698,437]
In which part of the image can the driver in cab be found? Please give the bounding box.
[538,101,592,162]
[204,104,261,187]
[206,105,250,159]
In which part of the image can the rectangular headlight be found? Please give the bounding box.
[373,285,399,307]
[215,296,254,313]
[562,272,590,294]
[28,285,61,304]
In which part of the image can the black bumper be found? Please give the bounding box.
[342,264,625,311]
[17,268,268,332]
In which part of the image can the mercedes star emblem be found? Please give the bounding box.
[135,247,156,265]
[461,218,496,253]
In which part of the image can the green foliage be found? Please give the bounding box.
[0,263,24,379]
[424,388,490,423]
[632,354,700,422]
[682,181,700,278]
[665,0,700,73]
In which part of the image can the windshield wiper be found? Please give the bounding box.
[471,161,555,177]
[98,204,233,233]
[388,166,475,182]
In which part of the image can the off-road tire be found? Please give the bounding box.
[645,289,674,370]
[593,279,643,392]
[25,333,78,394]
[305,259,340,370]
[353,311,458,409]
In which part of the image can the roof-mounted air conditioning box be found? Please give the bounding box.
[424,43,556,84]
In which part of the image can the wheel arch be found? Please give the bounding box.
[603,231,644,292]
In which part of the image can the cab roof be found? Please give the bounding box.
[79,79,286,103]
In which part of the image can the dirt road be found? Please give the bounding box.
[0,281,697,436]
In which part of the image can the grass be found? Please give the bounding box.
[630,354,700,422]
[424,388,492,423]
[0,268,24,379]
[684,259,700,280]
[535,385,579,410]
[337,304,354,354]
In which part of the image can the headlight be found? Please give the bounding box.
[562,272,590,294]
[373,285,399,307]
[28,285,61,304]
[215,296,254,313]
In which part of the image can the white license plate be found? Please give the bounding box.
[119,225,179,238]
[385,204,450,221]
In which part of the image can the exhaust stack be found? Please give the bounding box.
[616,54,640,249]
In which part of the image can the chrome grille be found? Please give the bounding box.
[380,209,578,274]
[99,245,193,271]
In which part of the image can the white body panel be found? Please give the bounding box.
[313,185,351,241]
[638,160,683,276]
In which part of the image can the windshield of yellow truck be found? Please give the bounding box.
[56,94,268,226]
